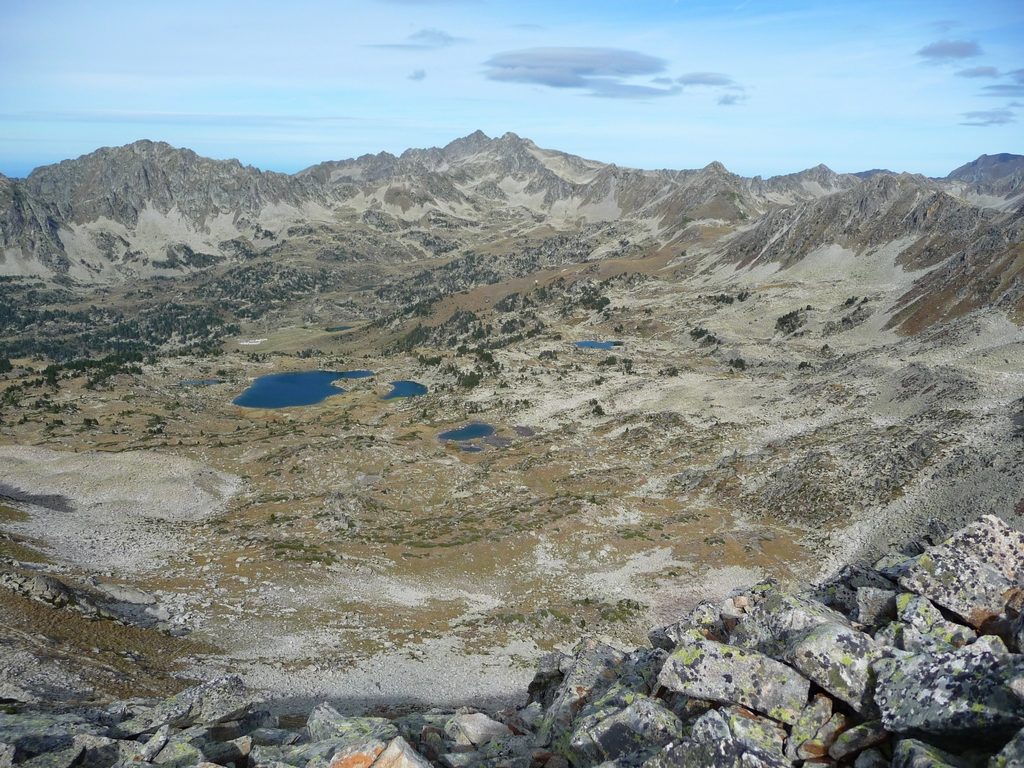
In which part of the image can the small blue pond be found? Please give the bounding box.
[326,325,353,332]
[438,422,495,441]
[574,340,622,350]
[383,380,428,400]
[233,370,374,409]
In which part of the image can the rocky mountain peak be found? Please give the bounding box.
[946,152,1024,185]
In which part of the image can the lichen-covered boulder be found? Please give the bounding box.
[785,693,831,762]
[873,647,1024,738]
[898,515,1024,629]
[891,738,969,767]
[568,695,682,764]
[894,593,977,652]
[782,621,880,714]
[827,720,888,761]
[115,676,253,737]
[657,630,810,724]
[305,705,398,745]
[728,583,852,658]
[649,601,724,649]
[535,639,624,750]
[0,714,106,762]
[643,707,788,768]
[814,564,896,618]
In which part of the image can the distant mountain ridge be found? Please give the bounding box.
[0,134,1021,331]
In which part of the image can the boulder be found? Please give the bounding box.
[643,707,788,768]
[649,601,723,649]
[873,647,1024,738]
[781,621,880,714]
[898,515,1023,629]
[891,738,970,767]
[856,587,897,627]
[0,713,106,761]
[535,639,623,749]
[828,720,888,761]
[785,693,831,762]
[854,747,889,768]
[728,583,852,657]
[990,727,1024,767]
[17,746,84,768]
[814,564,896,617]
[568,695,681,764]
[444,713,511,748]
[305,705,398,745]
[115,676,253,736]
[657,630,810,724]
[371,737,432,768]
[895,594,976,652]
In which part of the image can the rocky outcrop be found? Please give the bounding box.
[1,514,1022,768]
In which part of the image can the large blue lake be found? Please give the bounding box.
[233,370,374,409]
[438,422,495,441]
[383,380,428,400]
[575,340,622,350]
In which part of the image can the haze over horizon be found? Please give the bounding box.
[1,0,1022,178]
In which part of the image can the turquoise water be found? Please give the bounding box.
[383,380,428,400]
[574,340,622,350]
[233,370,374,409]
[438,422,495,441]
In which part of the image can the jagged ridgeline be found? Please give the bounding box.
[0,135,1021,355]
[1,516,1023,767]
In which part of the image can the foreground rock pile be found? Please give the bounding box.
[2,515,1023,768]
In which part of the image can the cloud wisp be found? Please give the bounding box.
[483,47,680,99]
[979,68,1024,97]
[370,27,466,50]
[955,66,999,78]
[960,108,1015,126]
[916,39,983,62]
[408,69,427,81]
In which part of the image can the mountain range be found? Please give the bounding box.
[1,133,1021,332]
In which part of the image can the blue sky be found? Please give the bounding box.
[1,0,1021,177]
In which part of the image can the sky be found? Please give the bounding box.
[0,0,1022,178]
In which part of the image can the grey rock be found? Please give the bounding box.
[649,602,723,650]
[536,639,624,748]
[19,746,84,768]
[828,720,888,760]
[874,647,1024,737]
[728,582,852,657]
[643,707,788,768]
[857,587,897,626]
[116,675,253,736]
[527,652,570,710]
[970,635,1010,655]
[990,727,1024,767]
[895,593,976,652]
[785,693,831,762]
[657,629,810,725]
[249,727,301,747]
[898,515,1024,629]
[445,713,511,747]
[854,747,889,768]
[0,713,106,761]
[0,743,13,768]
[782,621,880,714]
[305,704,398,744]
[815,564,896,617]
[892,738,970,767]
[72,734,141,768]
[141,724,171,761]
[372,736,433,768]
[568,695,682,764]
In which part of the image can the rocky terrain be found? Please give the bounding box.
[0,135,1022,727]
[2,514,1023,768]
